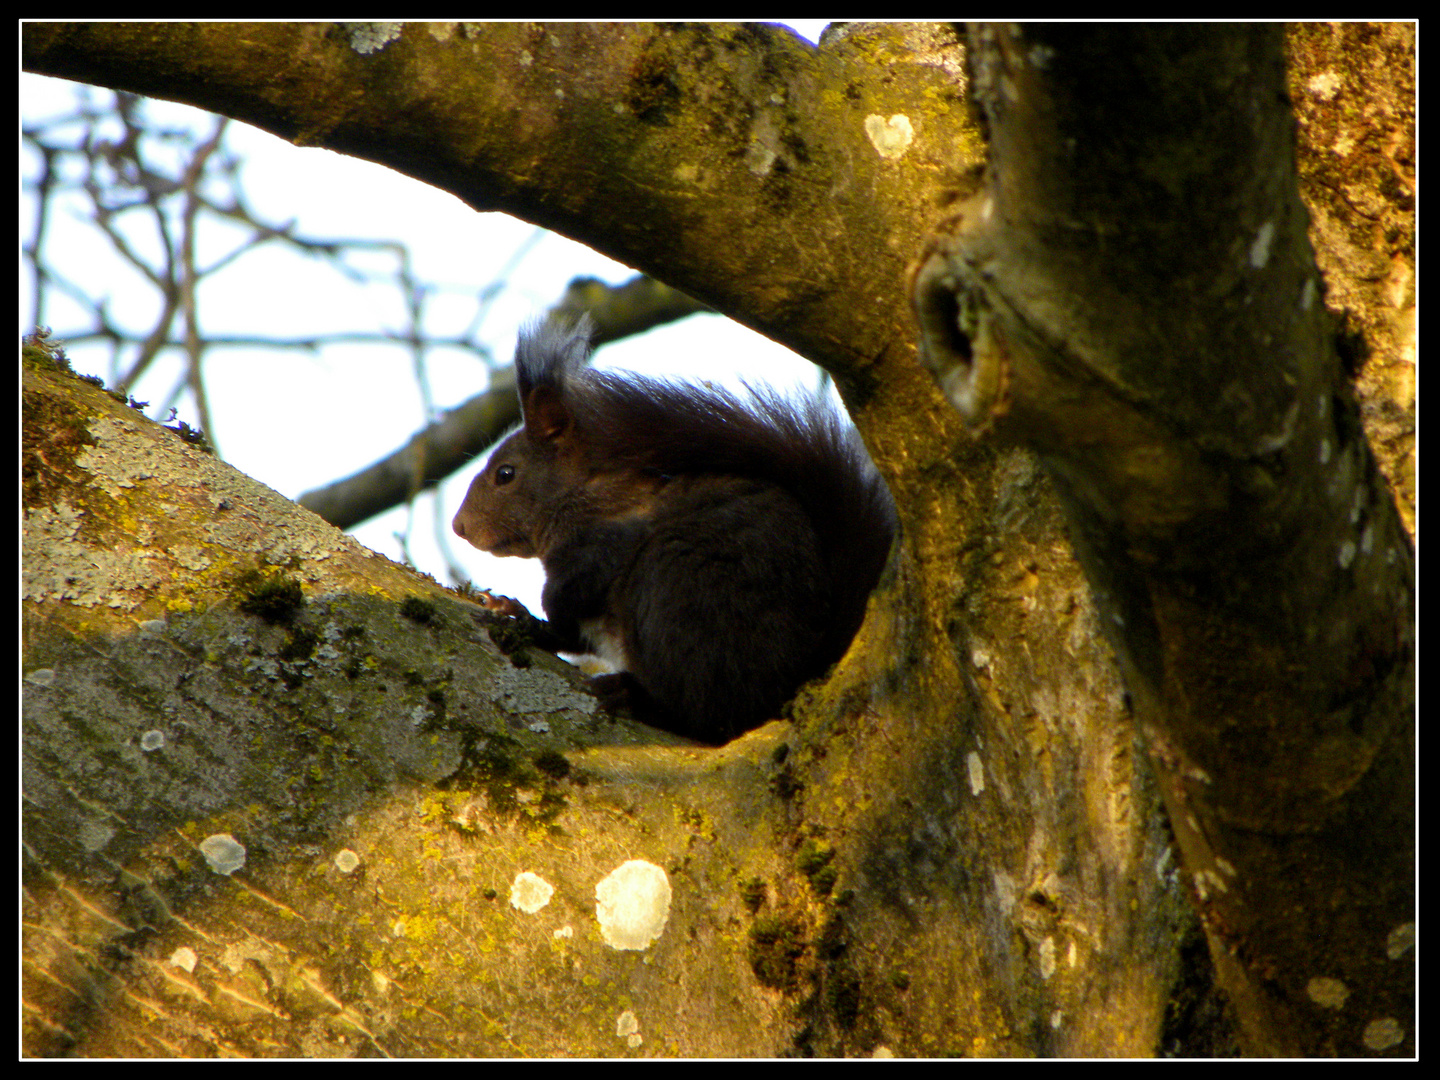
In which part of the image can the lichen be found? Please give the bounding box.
[199,832,246,875]
[509,871,555,914]
[342,22,404,55]
[595,860,672,950]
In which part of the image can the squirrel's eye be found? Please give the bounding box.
[495,464,516,486]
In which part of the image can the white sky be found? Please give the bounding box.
[20,21,832,615]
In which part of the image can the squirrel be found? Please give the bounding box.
[452,316,896,745]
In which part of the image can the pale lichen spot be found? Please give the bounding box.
[1191,866,1226,901]
[344,22,404,55]
[1193,868,1228,899]
[199,833,246,876]
[1386,922,1415,960]
[140,729,165,752]
[1362,1017,1404,1051]
[79,821,114,852]
[491,663,598,716]
[169,946,198,973]
[616,1009,643,1048]
[510,871,555,914]
[864,114,914,159]
[595,860,672,950]
[746,141,778,178]
[1306,976,1349,1008]
[1350,484,1367,524]
[966,751,986,796]
[334,848,361,874]
[1249,221,1276,269]
[1338,540,1357,570]
[1306,70,1342,101]
[1038,936,1056,979]
[993,871,1017,914]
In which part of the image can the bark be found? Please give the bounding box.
[911,24,1413,1055]
[22,22,1413,1057]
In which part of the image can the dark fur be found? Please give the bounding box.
[453,316,896,744]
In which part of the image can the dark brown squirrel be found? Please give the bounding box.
[452,316,896,745]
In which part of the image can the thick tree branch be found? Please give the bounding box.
[23,22,963,393]
[912,24,1413,1055]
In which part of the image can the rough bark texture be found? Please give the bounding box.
[911,24,1413,1055]
[23,22,1412,1057]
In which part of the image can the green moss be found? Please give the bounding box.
[770,762,802,801]
[796,838,837,896]
[827,969,862,1031]
[277,626,319,662]
[747,913,808,992]
[483,619,532,660]
[399,596,437,624]
[22,330,73,373]
[739,875,767,914]
[234,569,305,623]
[817,910,847,960]
[440,735,568,827]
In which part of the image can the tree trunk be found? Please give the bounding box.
[22,22,1413,1057]
[910,25,1413,1055]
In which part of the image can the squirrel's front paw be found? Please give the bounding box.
[472,590,526,619]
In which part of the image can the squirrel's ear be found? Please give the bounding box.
[523,383,573,443]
